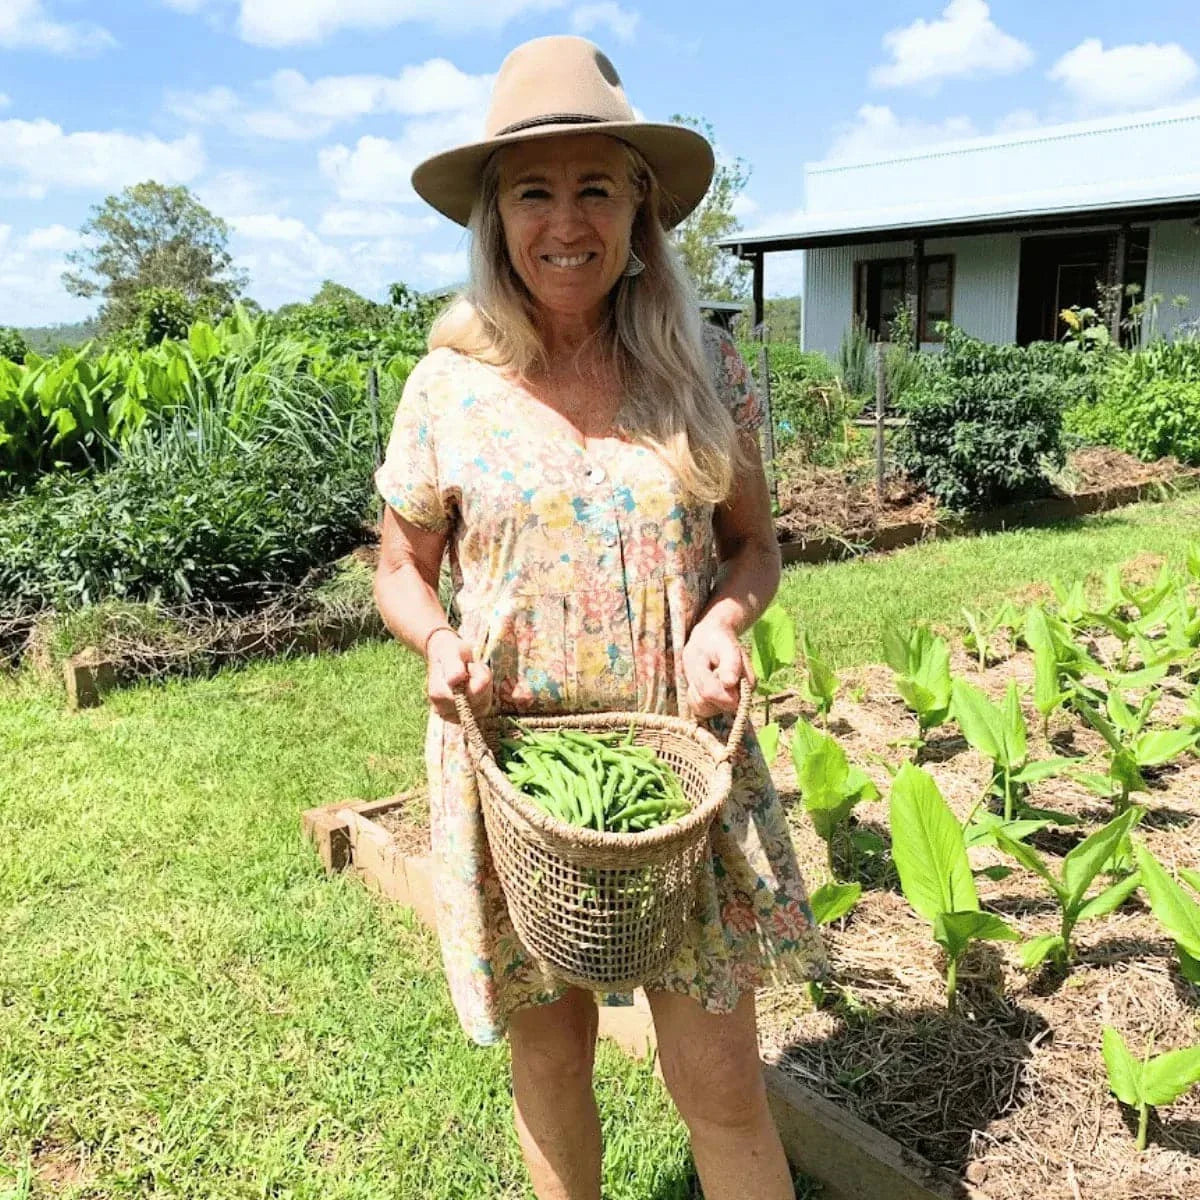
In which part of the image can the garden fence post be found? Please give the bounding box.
[756,336,779,510]
[367,366,381,467]
[875,342,888,503]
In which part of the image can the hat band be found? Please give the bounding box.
[494,112,609,137]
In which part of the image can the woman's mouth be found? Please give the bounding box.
[540,253,596,270]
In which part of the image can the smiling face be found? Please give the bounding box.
[495,133,643,328]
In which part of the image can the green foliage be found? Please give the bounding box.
[896,327,1071,511]
[1134,844,1200,984]
[274,280,432,363]
[950,678,1075,821]
[1065,336,1200,463]
[1102,1026,1200,1150]
[128,286,197,347]
[837,318,873,397]
[882,624,953,737]
[798,631,839,721]
[0,439,372,613]
[62,181,247,334]
[790,720,879,875]
[995,806,1143,969]
[749,601,795,724]
[808,881,862,926]
[743,342,857,463]
[888,764,1017,1010]
[0,327,29,364]
[667,115,750,301]
[1071,688,1198,811]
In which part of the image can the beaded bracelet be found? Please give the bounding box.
[421,624,456,659]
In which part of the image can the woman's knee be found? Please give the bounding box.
[509,990,598,1088]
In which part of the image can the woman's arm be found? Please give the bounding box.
[374,503,492,721]
[683,430,780,717]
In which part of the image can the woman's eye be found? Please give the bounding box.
[581,187,608,198]
[519,188,550,201]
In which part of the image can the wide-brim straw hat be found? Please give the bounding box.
[411,35,714,230]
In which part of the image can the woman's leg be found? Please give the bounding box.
[508,988,602,1200]
[646,988,793,1200]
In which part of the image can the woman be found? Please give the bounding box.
[373,35,824,1200]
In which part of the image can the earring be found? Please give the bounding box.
[622,251,645,278]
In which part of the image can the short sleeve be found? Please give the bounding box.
[703,323,763,435]
[374,356,452,534]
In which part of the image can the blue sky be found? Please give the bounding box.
[2,0,1199,324]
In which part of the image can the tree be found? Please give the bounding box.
[668,115,751,302]
[62,181,247,334]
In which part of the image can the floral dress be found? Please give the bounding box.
[375,324,825,1046]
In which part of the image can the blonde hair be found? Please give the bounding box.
[428,141,753,505]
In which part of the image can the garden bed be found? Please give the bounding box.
[774,448,1198,563]
[758,639,1200,1200]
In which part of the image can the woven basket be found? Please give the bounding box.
[453,681,751,992]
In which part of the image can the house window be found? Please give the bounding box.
[855,255,954,342]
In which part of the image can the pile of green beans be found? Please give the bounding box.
[498,726,690,834]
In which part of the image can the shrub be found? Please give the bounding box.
[0,327,29,364]
[0,443,373,615]
[896,326,1068,511]
[1065,337,1200,464]
[743,343,857,462]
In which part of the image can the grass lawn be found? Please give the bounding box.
[3,490,1198,1198]
[776,490,1200,668]
[0,647,703,1199]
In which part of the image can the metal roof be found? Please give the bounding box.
[722,101,1200,254]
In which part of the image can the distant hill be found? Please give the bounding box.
[18,318,102,355]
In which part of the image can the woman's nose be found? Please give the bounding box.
[544,195,590,237]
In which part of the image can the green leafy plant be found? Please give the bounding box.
[950,678,1076,821]
[1102,1026,1200,1150]
[894,326,1070,511]
[791,720,879,876]
[808,880,862,926]
[888,764,1018,1011]
[1072,688,1197,812]
[883,625,953,745]
[749,602,795,726]
[797,631,839,722]
[756,722,781,765]
[1133,844,1200,984]
[995,807,1144,969]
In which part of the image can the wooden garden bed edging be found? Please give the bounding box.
[777,470,1200,566]
[300,793,981,1200]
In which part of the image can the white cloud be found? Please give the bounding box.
[167,61,494,143]
[21,223,81,252]
[0,120,204,199]
[730,193,759,219]
[825,104,979,163]
[319,108,484,203]
[1048,39,1199,113]
[870,0,1032,91]
[0,223,94,326]
[0,0,116,56]
[570,3,639,41]
[194,169,282,218]
[420,249,468,284]
[229,214,311,241]
[167,0,566,46]
[318,206,438,237]
[225,213,427,309]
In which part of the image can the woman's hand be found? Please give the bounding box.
[682,617,755,719]
[426,629,493,723]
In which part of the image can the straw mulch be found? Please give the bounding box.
[758,638,1200,1200]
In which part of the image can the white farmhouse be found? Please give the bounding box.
[721,103,1200,354]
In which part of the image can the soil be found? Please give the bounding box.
[774,447,1193,545]
[371,796,431,858]
[757,636,1200,1200]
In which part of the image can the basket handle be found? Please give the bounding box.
[451,687,492,765]
[716,677,753,765]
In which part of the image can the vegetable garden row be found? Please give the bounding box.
[746,547,1200,1199]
